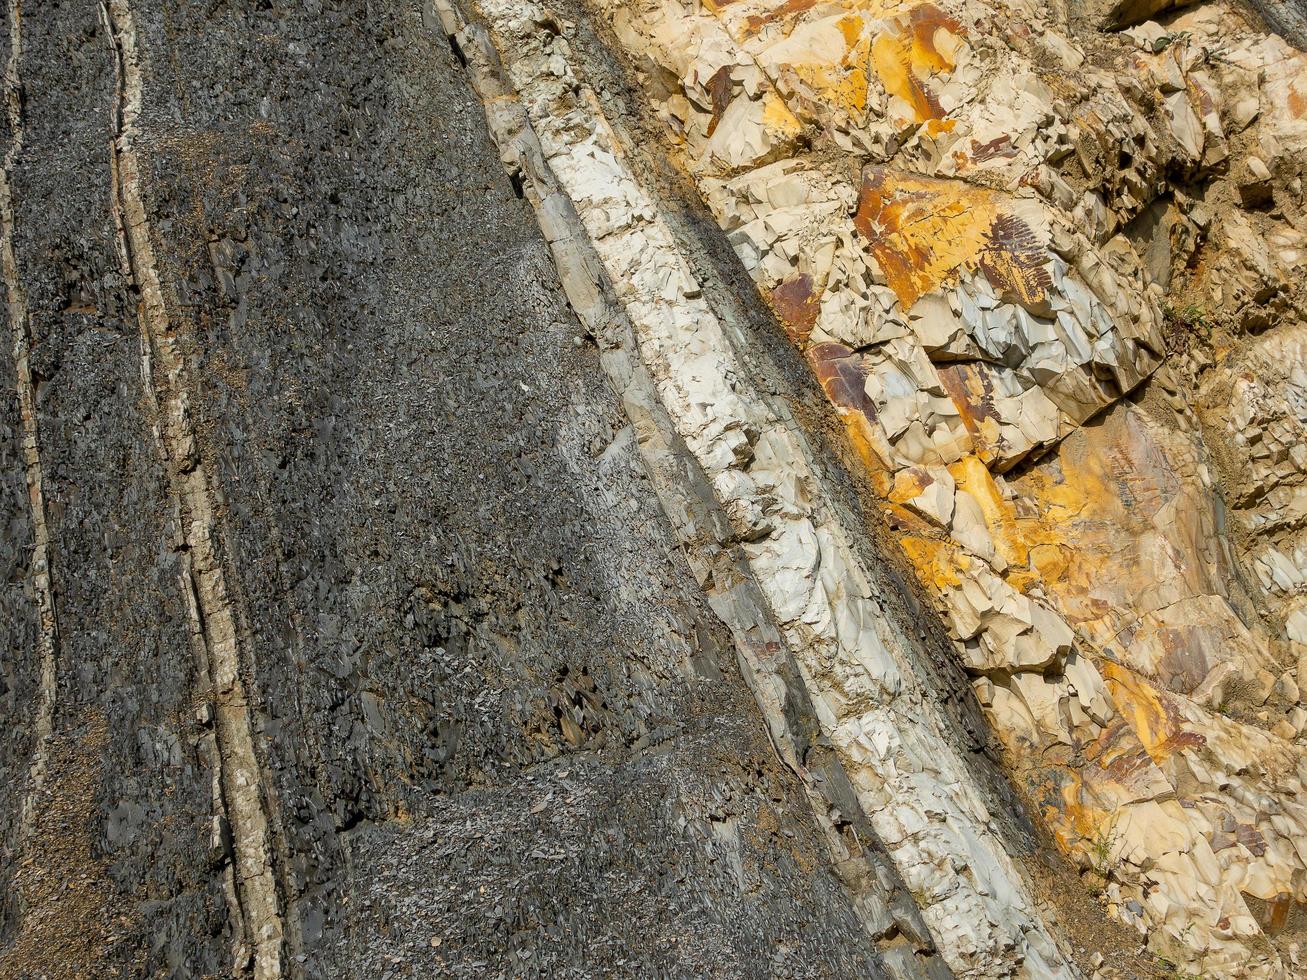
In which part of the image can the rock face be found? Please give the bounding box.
[1,0,1305,979]
[532,0,1307,972]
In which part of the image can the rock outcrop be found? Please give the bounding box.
[1,0,1305,977]
[515,0,1307,971]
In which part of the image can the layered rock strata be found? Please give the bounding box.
[437,0,1086,972]
[0,1,984,975]
[522,0,1307,973]
[2,0,1305,976]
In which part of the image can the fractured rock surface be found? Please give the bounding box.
[2,0,1307,977]
[482,0,1307,971]
[0,1,915,976]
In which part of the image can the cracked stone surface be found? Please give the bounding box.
[521,0,1307,972]
[2,0,1306,977]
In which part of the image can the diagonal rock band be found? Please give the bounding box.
[439,0,1307,973]
[437,0,1082,975]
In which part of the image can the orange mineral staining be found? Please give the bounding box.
[852,166,996,309]
[976,212,1051,311]
[899,534,966,590]
[808,341,877,419]
[741,0,819,37]
[1288,81,1306,119]
[1101,662,1208,766]
[706,65,734,137]
[937,363,1006,467]
[807,342,894,476]
[769,273,822,345]
[870,3,964,126]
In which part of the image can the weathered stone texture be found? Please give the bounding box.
[4,0,1307,976]
[1,2,231,975]
[0,0,918,976]
[559,0,1307,971]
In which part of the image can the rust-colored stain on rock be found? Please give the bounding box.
[808,341,877,419]
[738,0,914,39]
[937,363,1004,467]
[1092,723,1163,786]
[789,30,873,117]
[900,533,966,589]
[1102,661,1208,766]
[1256,893,1302,934]
[742,0,819,36]
[769,272,822,345]
[968,133,1015,163]
[1288,82,1306,119]
[870,3,963,125]
[852,166,997,309]
[977,212,1051,310]
[808,341,895,474]
[706,65,734,137]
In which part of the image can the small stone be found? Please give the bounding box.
[1274,719,1297,740]
[430,937,442,948]
[1289,607,1307,644]
[1254,669,1277,705]
[1276,671,1300,704]
[1231,97,1260,131]
[1238,157,1274,209]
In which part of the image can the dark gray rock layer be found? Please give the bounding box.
[0,1,897,976]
